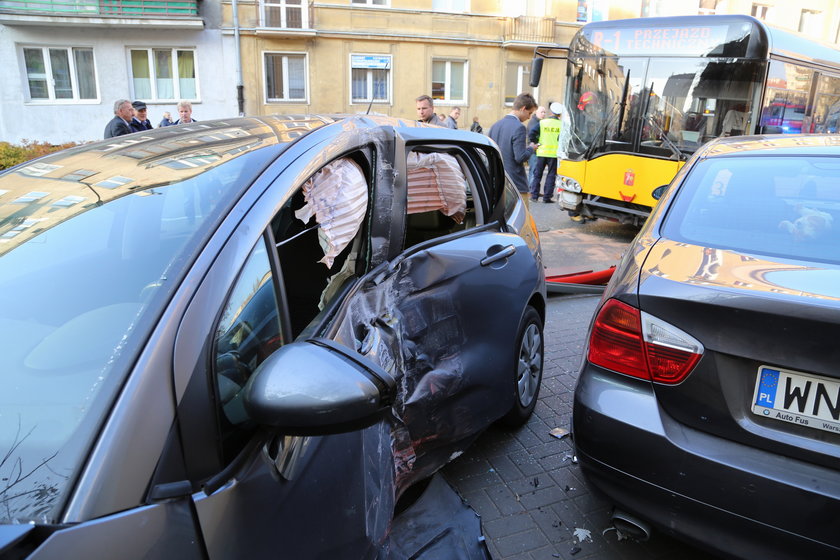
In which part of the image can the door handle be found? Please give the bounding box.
[481,244,516,266]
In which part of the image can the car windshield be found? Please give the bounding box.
[661,155,840,264]
[0,146,276,524]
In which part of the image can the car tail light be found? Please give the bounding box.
[588,299,703,384]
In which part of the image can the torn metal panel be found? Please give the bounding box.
[406,152,467,223]
[295,158,368,268]
[333,251,498,497]
[384,474,490,560]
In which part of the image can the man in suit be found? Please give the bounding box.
[104,99,133,139]
[488,92,538,206]
[129,100,153,132]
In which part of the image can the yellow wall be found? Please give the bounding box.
[223,0,581,128]
[222,0,840,126]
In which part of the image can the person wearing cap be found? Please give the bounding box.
[130,101,153,132]
[104,99,133,139]
[527,101,562,203]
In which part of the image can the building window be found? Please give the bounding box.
[130,48,197,101]
[504,62,536,105]
[22,46,97,101]
[698,0,718,15]
[431,59,467,103]
[350,54,391,104]
[751,3,769,19]
[799,9,821,35]
[261,0,307,28]
[432,0,467,12]
[265,52,307,102]
[351,0,387,5]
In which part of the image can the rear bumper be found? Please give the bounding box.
[572,366,840,560]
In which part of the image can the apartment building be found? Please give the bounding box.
[220,0,587,130]
[0,0,236,143]
[1,0,838,144]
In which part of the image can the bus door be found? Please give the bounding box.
[760,60,812,134]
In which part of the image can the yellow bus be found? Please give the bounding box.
[531,14,840,226]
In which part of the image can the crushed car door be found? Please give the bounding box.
[325,140,541,495]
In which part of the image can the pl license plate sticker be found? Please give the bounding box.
[752,366,840,435]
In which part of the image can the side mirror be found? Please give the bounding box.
[651,185,668,200]
[244,338,396,435]
[529,57,544,88]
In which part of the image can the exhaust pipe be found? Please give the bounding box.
[610,510,651,541]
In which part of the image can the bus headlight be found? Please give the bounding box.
[558,176,582,193]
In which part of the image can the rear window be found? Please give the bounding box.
[661,155,840,264]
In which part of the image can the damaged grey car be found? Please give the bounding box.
[0,114,546,558]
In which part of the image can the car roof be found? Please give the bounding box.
[0,114,488,255]
[697,134,840,158]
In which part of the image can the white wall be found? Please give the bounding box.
[0,24,237,144]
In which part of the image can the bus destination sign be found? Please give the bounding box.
[583,24,732,56]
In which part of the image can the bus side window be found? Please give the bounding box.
[812,74,840,134]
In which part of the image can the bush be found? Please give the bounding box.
[0,140,80,171]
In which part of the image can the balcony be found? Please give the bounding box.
[0,0,202,28]
[503,15,556,47]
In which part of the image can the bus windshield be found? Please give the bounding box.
[565,56,766,160]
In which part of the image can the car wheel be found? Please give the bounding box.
[500,305,543,427]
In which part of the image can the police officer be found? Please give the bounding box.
[528,101,562,202]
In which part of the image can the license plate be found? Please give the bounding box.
[752,366,840,434]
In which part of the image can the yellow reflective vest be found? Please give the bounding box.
[536,117,561,158]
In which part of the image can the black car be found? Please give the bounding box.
[573,134,840,559]
[0,115,546,558]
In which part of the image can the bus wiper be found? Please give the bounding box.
[647,117,687,161]
[616,71,631,139]
[583,105,620,160]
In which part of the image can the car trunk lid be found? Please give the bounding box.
[637,239,840,468]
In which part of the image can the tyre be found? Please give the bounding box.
[499,305,544,426]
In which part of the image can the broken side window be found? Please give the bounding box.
[273,157,370,338]
[404,151,473,248]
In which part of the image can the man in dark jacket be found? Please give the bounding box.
[416,95,444,126]
[526,105,545,183]
[173,100,197,125]
[488,93,538,205]
[104,99,133,139]
[130,101,153,132]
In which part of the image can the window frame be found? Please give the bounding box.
[431,58,468,105]
[127,47,199,102]
[212,235,284,463]
[432,0,468,13]
[751,3,769,19]
[349,53,392,106]
[263,51,309,104]
[350,0,389,6]
[260,0,308,29]
[20,45,99,104]
[504,61,537,106]
[799,9,821,35]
